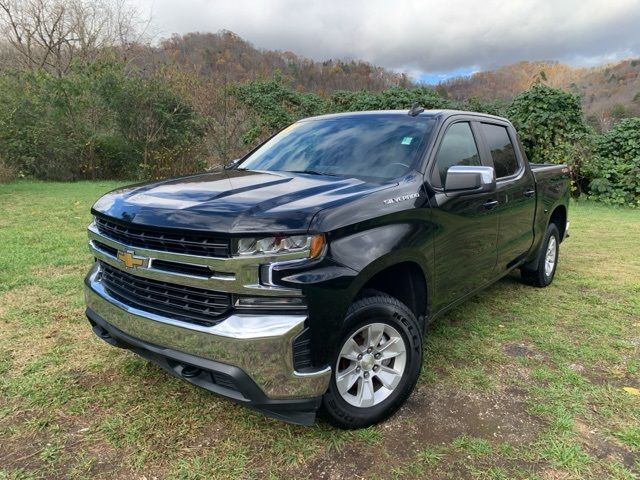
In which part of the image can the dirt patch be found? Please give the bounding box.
[576,363,639,388]
[384,384,541,447]
[0,432,50,472]
[0,405,131,479]
[538,468,574,479]
[503,342,544,360]
[293,384,543,479]
[574,420,639,469]
[294,445,378,480]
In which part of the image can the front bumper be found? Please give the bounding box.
[84,265,331,425]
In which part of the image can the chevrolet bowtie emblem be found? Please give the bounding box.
[117,250,146,269]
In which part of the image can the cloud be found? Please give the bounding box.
[136,0,640,77]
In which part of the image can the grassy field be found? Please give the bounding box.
[0,181,639,480]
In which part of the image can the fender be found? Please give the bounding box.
[287,222,435,366]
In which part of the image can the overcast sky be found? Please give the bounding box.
[135,0,640,83]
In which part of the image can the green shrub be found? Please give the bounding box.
[0,62,206,181]
[232,80,457,144]
[232,77,328,144]
[329,86,455,112]
[507,84,591,190]
[585,117,640,206]
[461,96,508,117]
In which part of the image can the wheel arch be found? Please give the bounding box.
[549,204,568,241]
[348,253,431,331]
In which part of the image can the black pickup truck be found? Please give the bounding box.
[85,109,570,428]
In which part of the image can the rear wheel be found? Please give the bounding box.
[320,291,422,429]
[521,223,560,287]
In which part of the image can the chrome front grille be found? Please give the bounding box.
[95,216,230,257]
[99,261,231,326]
[88,218,306,298]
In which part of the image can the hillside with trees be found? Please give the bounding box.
[440,60,640,130]
[154,31,412,93]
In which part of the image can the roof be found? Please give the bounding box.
[301,109,510,124]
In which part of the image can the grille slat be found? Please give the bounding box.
[95,217,230,257]
[99,262,231,326]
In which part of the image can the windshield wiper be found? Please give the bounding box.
[285,169,339,177]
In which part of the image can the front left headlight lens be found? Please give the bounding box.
[235,234,324,257]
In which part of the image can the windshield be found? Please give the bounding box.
[238,114,436,179]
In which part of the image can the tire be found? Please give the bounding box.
[320,291,422,429]
[521,223,560,287]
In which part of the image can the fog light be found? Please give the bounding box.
[235,296,306,309]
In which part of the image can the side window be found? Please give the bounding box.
[434,122,481,185]
[481,123,519,178]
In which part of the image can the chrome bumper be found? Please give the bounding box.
[84,264,330,400]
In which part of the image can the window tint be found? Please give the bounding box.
[434,122,481,185]
[481,123,519,178]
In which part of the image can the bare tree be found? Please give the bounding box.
[0,0,150,75]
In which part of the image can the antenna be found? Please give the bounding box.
[408,102,424,116]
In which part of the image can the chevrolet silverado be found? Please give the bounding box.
[85,109,570,428]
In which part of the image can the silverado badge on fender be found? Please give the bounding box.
[116,250,147,269]
[383,192,420,205]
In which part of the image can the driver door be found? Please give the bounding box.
[429,120,499,312]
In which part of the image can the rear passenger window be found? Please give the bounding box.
[434,122,481,185]
[481,124,519,178]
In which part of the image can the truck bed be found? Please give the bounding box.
[530,162,570,181]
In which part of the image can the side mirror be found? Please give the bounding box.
[444,166,496,195]
[224,158,242,170]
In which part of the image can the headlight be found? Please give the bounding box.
[235,234,325,257]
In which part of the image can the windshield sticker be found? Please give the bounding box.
[401,136,413,145]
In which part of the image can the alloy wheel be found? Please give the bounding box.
[335,322,407,408]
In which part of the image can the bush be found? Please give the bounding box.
[507,84,591,190]
[585,118,640,206]
[0,157,16,183]
[461,96,507,117]
[329,86,455,112]
[232,77,327,144]
[232,80,457,144]
[0,62,206,181]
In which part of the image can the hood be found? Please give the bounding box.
[92,169,395,234]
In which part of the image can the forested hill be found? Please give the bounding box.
[146,31,412,93]
[151,34,640,124]
[439,60,640,122]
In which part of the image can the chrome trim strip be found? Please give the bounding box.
[88,221,305,296]
[85,264,331,399]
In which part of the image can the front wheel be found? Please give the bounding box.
[320,292,422,429]
[521,223,560,287]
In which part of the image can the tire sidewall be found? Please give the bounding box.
[541,223,560,285]
[321,297,422,428]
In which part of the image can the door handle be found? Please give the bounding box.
[523,189,535,198]
[483,200,499,209]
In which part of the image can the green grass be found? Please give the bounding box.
[1,181,639,479]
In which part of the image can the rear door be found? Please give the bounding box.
[477,122,536,271]
[428,119,499,311]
